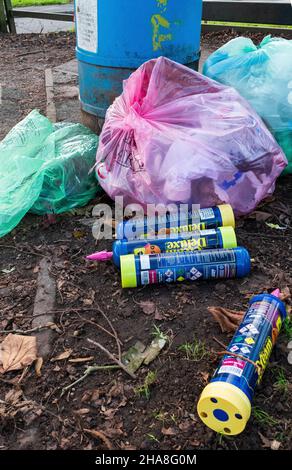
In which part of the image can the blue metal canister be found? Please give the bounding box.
[197,292,287,435]
[117,204,235,241]
[120,247,250,288]
[75,0,203,120]
[113,227,237,267]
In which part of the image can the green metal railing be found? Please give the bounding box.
[0,0,16,33]
[1,1,291,34]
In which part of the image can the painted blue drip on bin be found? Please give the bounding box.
[75,0,203,119]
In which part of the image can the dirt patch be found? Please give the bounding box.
[0,31,291,451]
[0,32,75,140]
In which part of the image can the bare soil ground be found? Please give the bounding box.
[0,31,291,451]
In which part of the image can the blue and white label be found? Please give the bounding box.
[76,0,98,53]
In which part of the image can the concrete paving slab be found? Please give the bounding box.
[14,4,74,34]
[54,59,78,77]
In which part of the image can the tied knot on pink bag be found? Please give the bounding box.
[122,103,143,130]
[96,56,287,215]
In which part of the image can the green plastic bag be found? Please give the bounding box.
[203,36,292,175]
[0,110,99,238]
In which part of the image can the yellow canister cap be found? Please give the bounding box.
[219,226,237,249]
[197,382,251,436]
[120,254,137,289]
[218,204,235,228]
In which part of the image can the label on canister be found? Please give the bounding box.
[139,251,237,286]
[212,295,286,401]
[76,0,98,53]
[199,208,216,220]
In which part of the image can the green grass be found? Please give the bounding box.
[283,316,292,341]
[152,325,169,343]
[273,368,289,395]
[12,0,71,7]
[153,410,177,425]
[216,431,233,446]
[178,338,209,362]
[135,371,157,400]
[203,20,292,31]
[252,406,279,427]
[146,433,160,444]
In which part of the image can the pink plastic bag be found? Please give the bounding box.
[96,57,287,215]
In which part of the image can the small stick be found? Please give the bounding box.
[87,338,136,379]
[61,365,120,396]
[76,313,122,346]
[216,351,260,373]
[84,429,113,450]
[97,306,122,361]
[213,337,228,349]
[15,50,44,58]
[0,323,55,335]
[0,244,49,259]
[213,336,259,371]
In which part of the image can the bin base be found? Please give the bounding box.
[81,109,104,135]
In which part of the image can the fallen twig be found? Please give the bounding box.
[61,364,120,396]
[84,428,113,450]
[96,306,122,361]
[15,50,44,58]
[0,244,50,259]
[213,337,228,349]
[0,323,55,335]
[88,338,136,379]
[76,313,122,347]
[213,336,260,372]
[216,350,260,373]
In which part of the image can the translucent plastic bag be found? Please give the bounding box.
[0,110,99,238]
[203,35,292,174]
[96,57,287,215]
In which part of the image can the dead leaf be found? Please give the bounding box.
[280,286,291,301]
[35,357,43,377]
[83,298,94,306]
[249,211,272,222]
[271,440,281,451]
[200,371,210,384]
[120,443,137,450]
[108,381,124,398]
[259,433,281,450]
[69,356,94,364]
[0,334,37,373]
[5,389,23,405]
[73,229,86,239]
[178,420,193,433]
[104,420,124,438]
[208,307,245,333]
[189,439,201,447]
[51,349,73,362]
[258,432,270,448]
[162,427,177,436]
[74,408,90,416]
[138,300,156,315]
[155,309,164,321]
[84,429,113,450]
[60,437,70,449]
